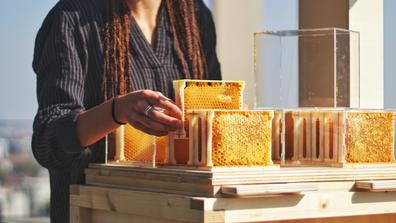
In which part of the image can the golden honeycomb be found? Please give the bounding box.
[211,111,273,166]
[345,112,395,163]
[175,80,244,121]
[124,124,167,163]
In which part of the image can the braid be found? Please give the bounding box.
[102,0,132,100]
[165,0,208,80]
[102,0,208,101]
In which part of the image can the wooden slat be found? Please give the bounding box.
[89,164,396,184]
[71,184,396,223]
[70,185,205,223]
[200,190,396,222]
[221,183,318,197]
[356,180,396,192]
[86,164,396,197]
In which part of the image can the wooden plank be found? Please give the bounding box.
[85,164,396,197]
[221,183,318,197]
[89,209,185,223]
[85,174,215,197]
[199,190,396,222]
[89,164,396,185]
[356,180,396,191]
[70,185,205,223]
[267,214,396,223]
[71,184,396,223]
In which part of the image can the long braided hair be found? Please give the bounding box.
[102,0,208,100]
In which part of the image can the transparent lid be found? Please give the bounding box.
[254,28,360,109]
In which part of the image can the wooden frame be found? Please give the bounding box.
[273,108,396,167]
[184,109,274,167]
[85,164,396,197]
[74,163,396,222]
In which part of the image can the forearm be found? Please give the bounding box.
[76,90,183,147]
[77,98,120,147]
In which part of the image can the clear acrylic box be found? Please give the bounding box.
[271,108,396,167]
[254,28,360,108]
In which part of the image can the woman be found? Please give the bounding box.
[32,0,221,222]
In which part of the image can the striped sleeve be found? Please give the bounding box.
[32,3,86,170]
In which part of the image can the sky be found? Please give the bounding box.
[0,0,394,120]
[0,0,210,121]
[0,0,57,120]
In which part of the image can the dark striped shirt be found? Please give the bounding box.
[32,0,220,222]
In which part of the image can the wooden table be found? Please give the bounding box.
[70,164,396,223]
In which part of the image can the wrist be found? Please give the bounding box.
[112,96,126,125]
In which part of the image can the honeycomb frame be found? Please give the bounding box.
[173,80,244,134]
[167,80,246,165]
[274,108,396,167]
[112,125,168,167]
[185,109,274,167]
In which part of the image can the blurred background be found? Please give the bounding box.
[0,1,56,222]
[0,0,395,222]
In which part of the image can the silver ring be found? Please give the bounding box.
[143,105,153,117]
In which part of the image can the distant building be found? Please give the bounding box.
[0,138,10,159]
[22,177,50,216]
[0,187,30,217]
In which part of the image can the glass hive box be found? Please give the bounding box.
[271,109,396,167]
[254,28,360,108]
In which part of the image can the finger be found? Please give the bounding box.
[130,120,168,136]
[132,99,150,114]
[130,100,180,129]
[147,108,183,130]
[138,90,182,120]
[151,99,182,120]
[128,111,170,132]
[155,91,173,103]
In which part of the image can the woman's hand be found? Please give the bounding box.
[115,90,183,136]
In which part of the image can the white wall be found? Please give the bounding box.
[384,0,396,108]
[349,0,384,108]
[211,0,298,108]
[212,0,391,109]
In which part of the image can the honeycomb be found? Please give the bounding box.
[211,111,273,166]
[345,112,395,163]
[175,80,245,120]
[124,124,167,163]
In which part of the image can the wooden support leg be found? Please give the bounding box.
[206,111,214,167]
[311,113,319,161]
[114,126,125,162]
[324,114,331,162]
[292,113,301,162]
[70,206,91,223]
[318,113,325,161]
[173,81,186,138]
[339,112,346,163]
[199,113,207,166]
[193,115,201,166]
[188,114,198,165]
[310,113,325,161]
[166,134,176,164]
[298,116,304,160]
[305,113,312,160]
[273,113,281,160]
[332,112,339,162]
